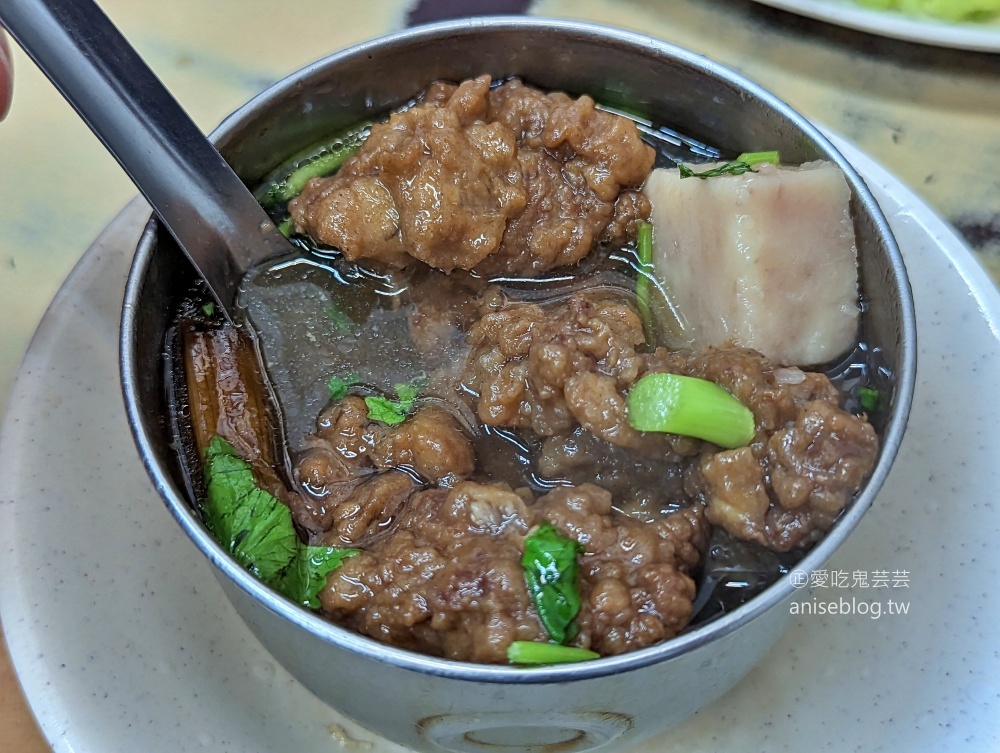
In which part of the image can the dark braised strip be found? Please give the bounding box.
[183,326,285,498]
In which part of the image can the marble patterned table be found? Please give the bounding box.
[2,1,998,751]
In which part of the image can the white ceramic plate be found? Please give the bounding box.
[2,138,999,753]
[752,0,1000,52]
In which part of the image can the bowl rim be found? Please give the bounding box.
[120,15,917,685]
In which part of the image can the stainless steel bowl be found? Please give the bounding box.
[121,17,916,753]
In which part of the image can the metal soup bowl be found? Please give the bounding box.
[121,17,915,753]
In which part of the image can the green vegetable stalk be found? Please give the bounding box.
[522,523,584,645]
[736,150,780,167]
[635,220,655,345]
[677,161,752,180]
[202,436,358,608]
[678,150,780,180]
[858,386,884,413]
[627,373,756,449]
[507,641,599,665]
[255,126,370,208]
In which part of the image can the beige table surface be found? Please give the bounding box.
[2,1,998,751]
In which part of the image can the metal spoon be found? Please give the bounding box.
[0,0,291,314]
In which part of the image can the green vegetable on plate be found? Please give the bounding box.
[522,522,584,645]
[856,0,1000,21]
[202,436,358,608]
[627,372,756,449]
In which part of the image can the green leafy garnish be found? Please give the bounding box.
[507,641,599,665]
[203,438,298,582]
[327,376,355,401]
[325,304,354,334]
[202,436,359,608]
[635,220,655,345]
[201,302,216,317]
[627,373,756,449]
[678,151,779,180]
[858,386,884,413]
[364,379,424,426]
[522,523,584,645]
[276,546,360,609]
[394,382,420,412]
[365,396,408,426]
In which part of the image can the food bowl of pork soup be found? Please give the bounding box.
[121,17,915,753]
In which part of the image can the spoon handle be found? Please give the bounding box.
[0,0,290,309]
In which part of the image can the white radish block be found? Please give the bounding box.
[643,161,859,366]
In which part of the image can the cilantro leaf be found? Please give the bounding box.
[364,379,425,425]
[394,381,420,413]
[326,304,353,334]
[365,396,407,426]
[202,436,358,606]
[522,523,584,645]
[278,546,359,609]
[328,375,355,401]
[204,438,297,581]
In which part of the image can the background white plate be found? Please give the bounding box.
[1,138,999,752]
[751,0,1000,51]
